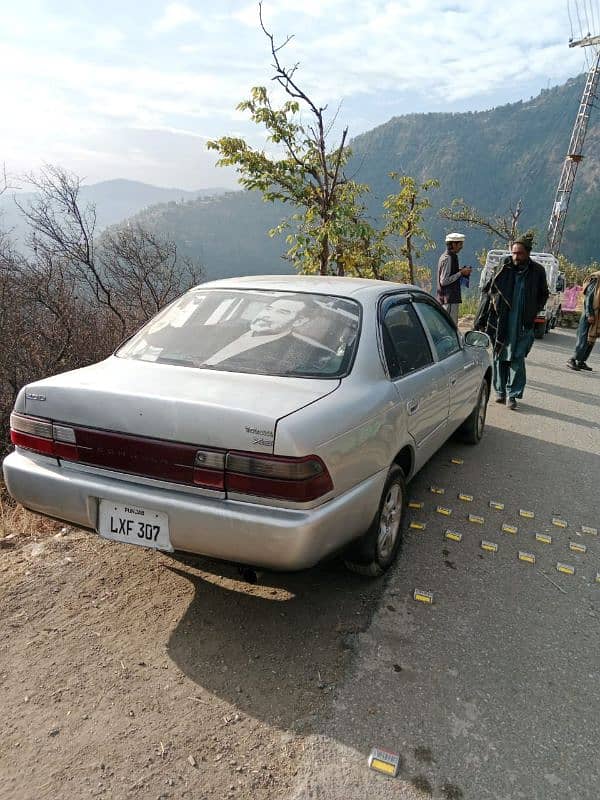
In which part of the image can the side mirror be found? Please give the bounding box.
[464,330,491,348]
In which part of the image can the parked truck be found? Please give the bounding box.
[479,250,565,339]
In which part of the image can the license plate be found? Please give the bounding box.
[98,500,172,552]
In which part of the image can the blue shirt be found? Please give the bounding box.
[500,268,534,361]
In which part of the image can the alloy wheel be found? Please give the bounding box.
[377,482,403,562]
[476,384,489,438]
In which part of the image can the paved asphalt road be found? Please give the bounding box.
[291,327,600,800]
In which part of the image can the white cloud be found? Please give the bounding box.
[152,2,202,33]
[94,26,126,49]
[269,0,585,106]
[0,0,592,188]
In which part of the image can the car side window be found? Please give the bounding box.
[416,302,461,361]
[381,302,434,379]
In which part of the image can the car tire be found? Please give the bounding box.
[344,466,406,577]
[459,379,489,445]
[533,322,545,339]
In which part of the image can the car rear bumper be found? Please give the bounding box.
[3,450,386,570]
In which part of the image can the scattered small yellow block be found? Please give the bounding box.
[445,529,463,542]
[489,501,505,511]
[408,501,424,510]
[569,541,587,554]
[535,533,552,545]
[413,589,434,604]
[502,524,518,535]
[458,493,473,502]
[451,458,464,465]
[480,540,498,553]
[368,747,400,777]
[595,573,600,584]
[582,526,598,536]
[436,506,452,516]
[468,514,485,525]
[519,510,535,519]
[552,518,568,529]
[430,486,445,495]
[410,521,426,531]
[556,562,575,575]
[518,551,536,564]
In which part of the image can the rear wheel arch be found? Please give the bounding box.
[393,445,414,481]
[343,464,406,577]
[459,377,489,444]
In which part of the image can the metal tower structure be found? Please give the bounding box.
[547,33,600,256]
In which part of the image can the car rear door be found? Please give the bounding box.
[380,296,449,457]
[414,299,480,425]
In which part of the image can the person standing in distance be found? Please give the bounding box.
[437,232,472,323]
[474,236,549,410]
[567,269,600,371]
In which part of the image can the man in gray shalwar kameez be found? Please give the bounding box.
[436,232,472,323]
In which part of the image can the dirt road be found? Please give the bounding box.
[1,327,598,800]
[0,523,380,800]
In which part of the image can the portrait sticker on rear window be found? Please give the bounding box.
[117,290,361,379]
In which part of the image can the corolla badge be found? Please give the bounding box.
[25,392,46,401]
[245,425,274,447]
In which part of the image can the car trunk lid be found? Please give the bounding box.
[23,356,340,455]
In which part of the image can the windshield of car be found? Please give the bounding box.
[116,289,361,378]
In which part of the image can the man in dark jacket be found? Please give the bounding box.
[567,270,600,371]
[437,232,472,323]
[475,237,549,409]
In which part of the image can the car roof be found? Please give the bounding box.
[195,274,420,299]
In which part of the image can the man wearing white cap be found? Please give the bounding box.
[436,233,472,323]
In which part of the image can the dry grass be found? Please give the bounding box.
[0,490,63,543]
[459,294,481,318]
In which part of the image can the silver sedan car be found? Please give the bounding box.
[3,276,491,576]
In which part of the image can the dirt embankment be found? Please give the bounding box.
[0,521,381,800]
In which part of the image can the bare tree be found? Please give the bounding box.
[1,165,204,462]
[439,197,528,246]
[17,165,203,335]
[99,224,202,322]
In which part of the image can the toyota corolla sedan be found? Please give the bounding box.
[3,276,491,576]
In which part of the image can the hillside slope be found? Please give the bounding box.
[15,74,592,279]
[349,73,599,264]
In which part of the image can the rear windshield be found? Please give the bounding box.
[116,289,361,378]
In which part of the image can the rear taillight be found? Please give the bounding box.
[10,413,79,460]
[193,450,226,490]
[10,414,333,501]
[226,452,333,502]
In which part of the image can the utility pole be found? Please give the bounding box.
[547,35,600,256]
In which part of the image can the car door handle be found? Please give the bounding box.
[449,377,457,387]
[407,399,420,415]
[463,363,475,371]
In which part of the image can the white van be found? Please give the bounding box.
[480,250,565,339]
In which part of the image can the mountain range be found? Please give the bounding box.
[127,72,600,278]
[0,180,228,246]
[2,73,598,280]
[348,72,599,266]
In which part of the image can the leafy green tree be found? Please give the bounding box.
[382,174,439,285]
[558,255,600,287]
[207,5,370,276]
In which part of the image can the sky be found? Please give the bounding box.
[0,0,595,190]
